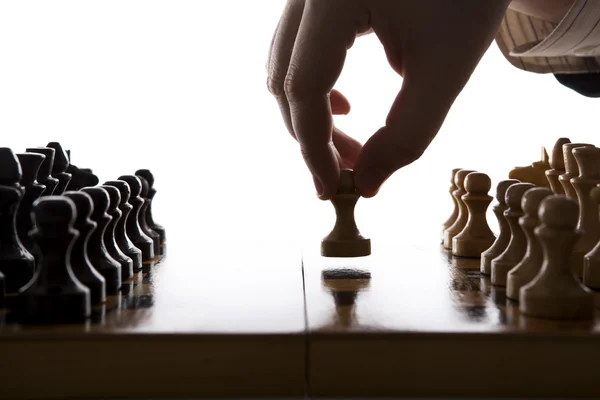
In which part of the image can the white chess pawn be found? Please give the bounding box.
[443,169,475,249]
[570,146,600,278]
[545,137,570,194]
[441,168,462,243]
[491,183,535,287]
[452,172,495,258]
[559,143,593,199]
[480,179,520,275]
[506,187,553,301]
[584,185,600,288]
[520,195,594,320]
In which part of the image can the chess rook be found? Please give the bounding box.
[15,152,46,254]
[321,169,370,258]
[441,168,462,242]
[136,169,166,254]
[25,147,59,196]
[506,187,553,301]
[104,180,143,273]
[63,191,107,307]
[520,195,594,320]
[559,143,593,199]
[443,169,475,249]
[452,172,495,258]
[100,185,134,283]
[18,196,91,324]
[480,179,520,275]
[80,187,122,294]
[117,175,155,266]
[0,148,35,295]
[491,183,535,287]
[136,176,161,259]
[545,137,570,193]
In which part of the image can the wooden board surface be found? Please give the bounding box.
[303,239,600,398]
[0,239,306,399]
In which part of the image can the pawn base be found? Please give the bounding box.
[19,291,91,324]
[452,235,495,258]
[520,291,594,320]
[321,237,371,258]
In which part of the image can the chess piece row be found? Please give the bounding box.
[441,138,600,320]
[0,145,166,324]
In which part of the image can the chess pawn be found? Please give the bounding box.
[46,142,72,194]
[443,169,476,249]
[80,187,122,294]
[441,168,462,242]
[545,137,570,194]
[520,195,594,320]
[480,179,520,275]
[491,183,535,287]
[15,152,46,254]
[321,169,371,257]
[136,176,161,260]
[18,196,91,323]
[559,143,593,199]
[570,146,600,278]
[117,175,155,266]
[0,148,36,295]
[583,186,600,289]
[506,187,553,301]
[452,172,495,257]
[104,180,143,273]
[99,185,134,283]
[25,147,59,196]
[136,169,166,254]
[63,191,106,307]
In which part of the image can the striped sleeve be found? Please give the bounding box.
[495,1,600,74]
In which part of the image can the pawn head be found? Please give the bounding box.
[505,183,536,210]
[31,196,77,230]
[464,172,491,194]
[521,187,553,218]
[454,169,476,191]
[80,187,110,218]
[118,175,142,197]
[539,195,579,230]
[100,185,121,212]
[495,179,520,204]
[137,175,150,198]
[136,169,154,187]
[104,180,131,206]
[63,191,94,223]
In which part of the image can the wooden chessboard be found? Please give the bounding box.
[3,236,600,399]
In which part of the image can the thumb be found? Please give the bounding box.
[353,81,454,197]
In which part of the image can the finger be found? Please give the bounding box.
[285,0,360,199]
[332,127,361,168]
[330,89,351,115]
[353,79,456,198]
[266,0,305,138]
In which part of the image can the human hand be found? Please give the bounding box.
[267,0,512,199]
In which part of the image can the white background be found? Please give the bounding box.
[0,1,598,248]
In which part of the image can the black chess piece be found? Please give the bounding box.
[25,147,59,196]
[18,196,91,324]
[0,271,5,310]
[80,187,122,294]
[104,180,143,273]
[136,169,166,254]
[63,191,106,307]
[15,153,46,254]
[64,164,99,191]
[136,176,161,259]
[99,185,134,284]
[46,142,72,194]
[0,148,36,295]
[117,175,154,267]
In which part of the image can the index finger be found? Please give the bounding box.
[284,0,362,200]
